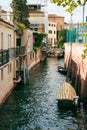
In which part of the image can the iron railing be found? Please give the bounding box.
[9,46,25,59]
[19,46,25,55]
[9,48,18,58]
[0,46,26,67]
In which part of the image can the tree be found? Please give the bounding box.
[57,29,67,47]
[51,0,87,59]
[33,32,46,52]
[51,0,87,13]
[12,0,30,28]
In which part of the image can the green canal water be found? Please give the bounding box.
[0,58,87,130]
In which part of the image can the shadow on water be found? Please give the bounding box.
[0,58,87,130]
[56,101,87,130]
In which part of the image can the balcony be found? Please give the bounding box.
[15,29,23,35]
[9,46,26,59]
[0,49,9,67]
[0,46,26,67]
[9,47,19,59]
[19,46,25,56]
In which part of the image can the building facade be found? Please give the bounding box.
[48,22,57,47]
[0,6,45,105]
[0,18,15,105]
[48,14,64,47]
[48,14,64,31]
[28,4,48,34]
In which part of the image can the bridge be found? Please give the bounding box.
[41,47,64,57]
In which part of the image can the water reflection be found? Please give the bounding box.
[0,58,87,130]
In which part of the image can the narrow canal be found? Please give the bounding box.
[0,58,87,130]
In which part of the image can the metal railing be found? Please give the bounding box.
[9,46,26,59]
[0,46,26,67]
[19,46,25,55]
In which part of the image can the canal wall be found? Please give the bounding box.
[27,48,43,70]
[0,80,14,106]
[64,43,87,102]
[0,48,43,106]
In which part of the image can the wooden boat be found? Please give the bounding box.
[58,66,67,75]
[57,52,64,59]
[13,76,22,84]
[56,81,79,108]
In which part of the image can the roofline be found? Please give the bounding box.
[48,14,64,18]
[0,18,14,28]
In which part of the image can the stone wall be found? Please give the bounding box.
[64,43,87,102]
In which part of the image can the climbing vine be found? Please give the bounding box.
[33,32,46,52]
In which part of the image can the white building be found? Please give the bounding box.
[48,22,57,47]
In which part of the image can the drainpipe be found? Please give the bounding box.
[66,13,73,82]
[0,6,2,18]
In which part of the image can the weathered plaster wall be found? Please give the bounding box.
[0,80,14,106]
[64,43,87,102]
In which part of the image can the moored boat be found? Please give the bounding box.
[13,76,22,84]
[58,66,67,75]
[57,52,64,59]
[56,81,79,108]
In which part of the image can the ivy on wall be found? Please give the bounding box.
[33,32,46,52]
[57,29,67,47]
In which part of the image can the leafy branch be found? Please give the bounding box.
[82,44,87,59]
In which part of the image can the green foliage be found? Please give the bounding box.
[80,22,87,37]
[33,32,45,51]
[81,43,87,59]
[16,22,25,30]
[51,0,87,58]
[65,1,78,13]
[80,22,87,26]
[51,0,87,13]
[57,29,67,47]
[12,0,30,28]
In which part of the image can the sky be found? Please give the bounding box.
[0,0,87,23]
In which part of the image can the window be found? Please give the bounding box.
[8,65,9,75]
[30,53,32,60]
[1,69,3,80]
[49,30,52,34]
[1,32,3,49]
[16,38,21,46]
[33,52,34,58]
[51,38,52,44]
[60,25,62,30]
[10,63,12,73]
[34,28,38,31]
[8,34,11,48]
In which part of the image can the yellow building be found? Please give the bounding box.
[48,14,64,31]
[28,4,48,34]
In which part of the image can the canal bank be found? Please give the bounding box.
[64,43,87,103]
